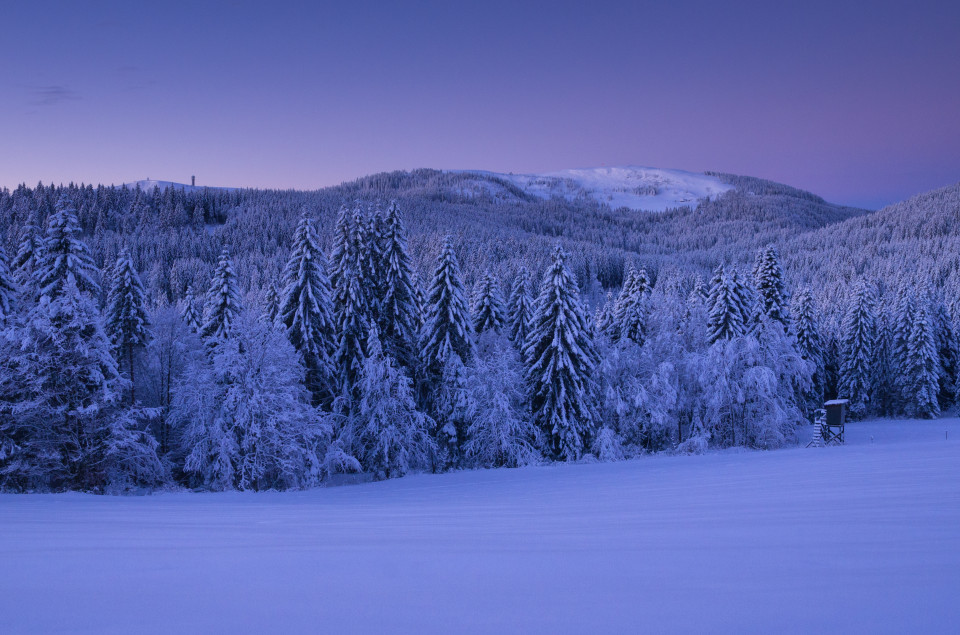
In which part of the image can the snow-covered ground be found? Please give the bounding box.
[453,166,735,211]
[2,418,958,634]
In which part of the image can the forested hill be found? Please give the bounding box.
[0,168,870,307]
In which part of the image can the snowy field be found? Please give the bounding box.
[2,419,959,634]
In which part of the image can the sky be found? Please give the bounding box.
[1,0,958,209]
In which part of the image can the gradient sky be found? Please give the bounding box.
[2,0,958,208]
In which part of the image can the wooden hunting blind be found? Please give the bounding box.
[807,399,848,447]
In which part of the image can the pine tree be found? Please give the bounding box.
[839,281,877,418]
[906,303,941,418]
[472,270,506,334]
[421,237,473,371]
[262,281,281,324]
[181,285,202,334]
[931,299,958,408]
[707,266,746,343]
[105,249,151,403]
[278,214,337,405]
[35,194,100,300]
[12,224,43,286]
[791,289,824,404]
[524,245,598,461]
[332,209,373,402]
[508,266,535,347]
[0,246,17,324]
[890,288,916,412]
[201,249,242,342]
[753,245,789,327]
[377,201,420,368]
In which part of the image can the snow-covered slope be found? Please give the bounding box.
[2,418,958,633]
[452,166,735,212]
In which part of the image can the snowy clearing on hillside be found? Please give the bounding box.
[2,418,959,634]
[453,166,735,211]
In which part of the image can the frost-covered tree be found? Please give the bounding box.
[463,335,538,468]
[471,270,505,334]
[0,246,17,324]
[524,245,598,461]
[839,281,877,417]
[332,212,372,401]
[753,245,789,327]
[377,201,420,368]
[35,195,100,300]
[791,289,824,407]
[707,266,747,343]
[278,214,336,405]
[11,224,43,286]
[344,327,434,480]
[180,285,202,334]
[172,313,327,491]
[262,281,281,324]
[201,249,242,342]
[508,266,535,347]
[105,249,151,402]
[421,237,473,371]
[0,275,161,491]
[905,303,941,418]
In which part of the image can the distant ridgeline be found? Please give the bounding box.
[0,170,957,493]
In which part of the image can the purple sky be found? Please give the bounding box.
[2,0,958,208]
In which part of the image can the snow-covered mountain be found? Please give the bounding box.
[450,166,735,212]
[121,179,236,192]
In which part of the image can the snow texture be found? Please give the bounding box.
[452,166,735,212]
[2,418,957,633]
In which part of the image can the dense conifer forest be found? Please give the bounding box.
[1,171,957,492]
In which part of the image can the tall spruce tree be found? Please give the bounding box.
[753,245,789,327]
[508,266,535,347]
[278,214,336,406]
[0,246,17,324]
[332,207,373,402]
[201,249,243,342]
[421,237,473,371]
[35,194,100,301]
[906,302,941,419]
[105,249,151,403]
[524,245,598,461]
[707,266,747,343]
[12,224,43,286]
[181,285,202,333]
[472,270,506,334]
[791,289,825,405]
[839,281,877,417]
[377,201,420,368]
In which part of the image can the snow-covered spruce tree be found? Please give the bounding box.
[35,194,100,301]
[180,285,202,334]
[791,289,825,408]
[472,270,506,334]
[11,224,43,286]
[891,288,916,411]
[105,249,151,403]
[524,245,599,461]
[838,281,877,418]
[0,246,17,324]
[421,237,473,372]
[610,267,649,345]
[931,299,958,408]
[0,276,160,491]
[593,291,615,340]
[707,266,746,343]
[377,201,420,369]
[345,326,434,480]
[278,214,336,406]
[463,334,538,468]
[200,249,243,342]
[171,313,327,491]
[752,245,789,327]
[363,207,387,320]
[905,303,941,418]
[262,281,281,325]
[731,269,756,333]
[507,266,535,347]
[332,209,373,403]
